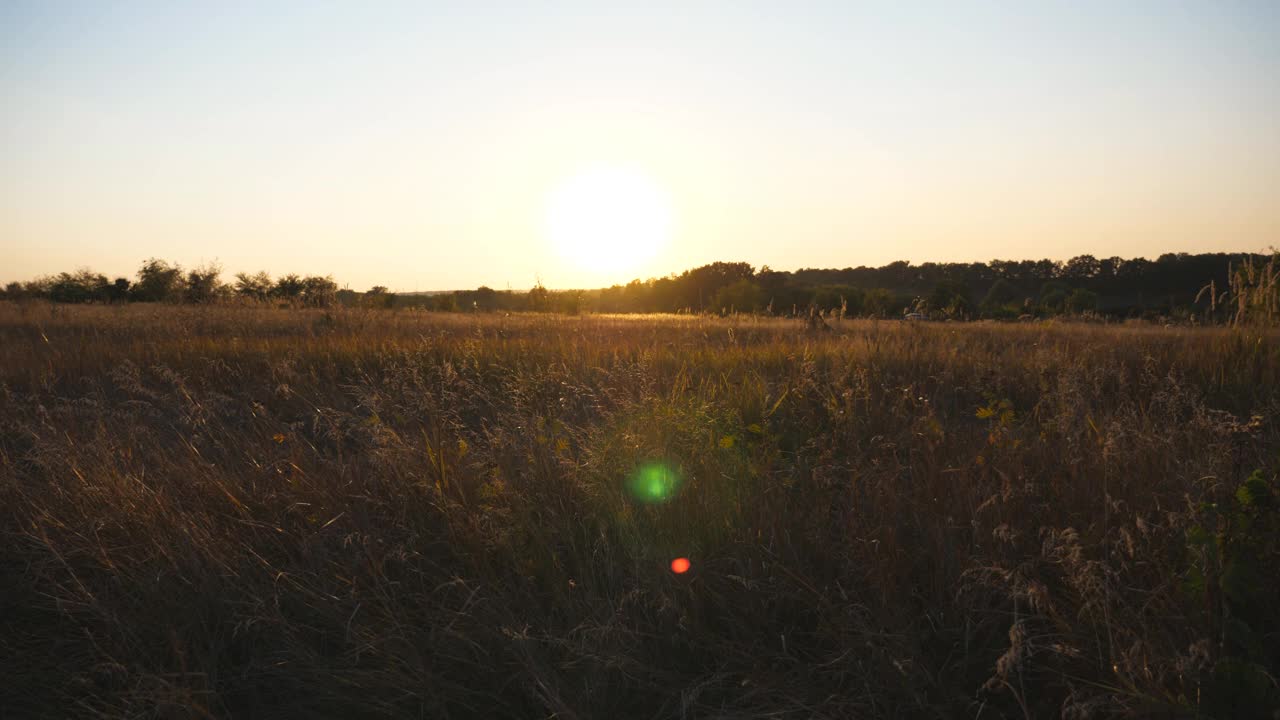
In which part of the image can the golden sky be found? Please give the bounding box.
[3,2,1278,290]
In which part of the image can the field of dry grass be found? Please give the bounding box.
[2,303,1278,718]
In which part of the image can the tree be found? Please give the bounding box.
[48,273,84,303]
[133,259,185,302]
[430,293,459,312]
[678,262,754,310]
[1118,257,1152,278]
[712,279,765,313]
[365,285,396,309]
[107,278,131,303]
[184,263,225,304]
[24,277,54,299]
[1066,288,1099,314]
[989,259,1016,280]
[272,274,305,301]
[555,289,584,315]
[1033,259,1062,280]
[471,286,498,311]
[982,278,1018,309]
[235,272,273,301]
[300,276,337,307]
[526,282,550,312]
[1040,281,1072,312]
[47,270,110,303]
[928,279,971,317]
[1063,255,1101,280]
[864,288,898,317]
[1098,256,1123,279]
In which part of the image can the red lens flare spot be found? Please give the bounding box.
[670,557,691,574]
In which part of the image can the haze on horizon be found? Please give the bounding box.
[3,1,1278,292]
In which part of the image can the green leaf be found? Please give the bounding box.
[1236,471,1272,510]
[1236,482,1256,508]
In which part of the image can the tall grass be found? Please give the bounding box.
[1199,252,1280,326]
[2,303,1278,718]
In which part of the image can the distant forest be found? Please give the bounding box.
[5,252,1277,323]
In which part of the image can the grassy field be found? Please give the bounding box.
[2,303,1278,718]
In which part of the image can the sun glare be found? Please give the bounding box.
[544,166,673,277]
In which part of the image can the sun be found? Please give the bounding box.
[544,165,673,277]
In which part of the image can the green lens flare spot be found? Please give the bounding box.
[626,462,681,504]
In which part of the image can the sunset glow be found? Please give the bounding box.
[2,2,1278,290]
[545,166,673,275]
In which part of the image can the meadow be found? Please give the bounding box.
[2,303,1278,718]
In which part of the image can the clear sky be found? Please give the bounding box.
[3,1,1278,291]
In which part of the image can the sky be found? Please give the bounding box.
[2,1,1278,291]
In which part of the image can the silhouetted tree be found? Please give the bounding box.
[466,286,496,311]
[132,259,185,302]
[1098,256,1123,279]
[235,272,273,301]
[107,278,131,302]
[555,289,584,315]
[8,251,1270,320]
[1063,255,1101,280]
[527,282,550,312]
[300,276,337,307]
[712,279,765,314]
[1066,288,1099,314]
[982,278,1018,309]
[430,293,459,312]
[1040,281,1072,312]
[184,263,225,304]
[272,274,305,301]
[928,279,971,317]
[677,262,754,310]
[864,288,899,317]
[24,277,54,299]
[365,285,396,309]
[49,270,109,303]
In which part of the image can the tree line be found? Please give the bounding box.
[2,260,339,307]
[3,252,1275,323]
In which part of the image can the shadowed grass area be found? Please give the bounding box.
[2,303,1278,718]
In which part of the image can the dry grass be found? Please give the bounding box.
[2,303,1278,718]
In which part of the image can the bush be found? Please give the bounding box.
[712,279,765,314]
[1039,280,1072,313]
[1184,470,1280,718]
[1066,288,1099,314]
[48,270,109,304]
[184,263,226,304]
[300,276,338,307]
[234,271,273,302]
[131,259,185,302]
[271,274,305,301]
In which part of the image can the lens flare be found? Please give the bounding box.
[670,557,691,574]
[625,462,681,504]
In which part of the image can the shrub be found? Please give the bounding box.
[300,275,337,307]
[234,271,273,301]
[184,263,226,304]
[1065,288,1099,314]
[131,258,185,302]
